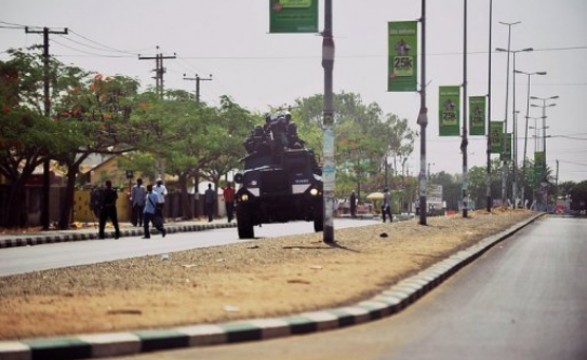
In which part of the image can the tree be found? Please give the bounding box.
[0,49,75,227]
[569,180,587,211]
[199,96,259,200]
[557,181,576,200]
[53,73,140,229]
[290,92,415,203]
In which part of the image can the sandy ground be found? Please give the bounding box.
[0,209,533,340]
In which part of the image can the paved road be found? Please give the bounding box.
[0,218,379,276]
[107,216,587,360]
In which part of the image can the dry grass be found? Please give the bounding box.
[0,209,533,340]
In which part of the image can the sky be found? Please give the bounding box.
[1,0,586,183]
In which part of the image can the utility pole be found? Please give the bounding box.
[139,46,176,98]
[461,0,469,218]
[25,26,68,230]
[486,0,493,213]
[139,47,176,179]
[183,74,213,104]
[322,0,335,243]
[417,0,428,225]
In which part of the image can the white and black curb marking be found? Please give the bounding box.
[0,213,544,360]
[0,223,237,249]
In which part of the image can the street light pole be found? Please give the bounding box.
[497,21,520,207]
[322,0,335,243]
[486,0,493,213]
[515,70,546,207]
[417,0,428,225]
[496,44,531,208]
[461,0,469,218]
[531,95,558,211]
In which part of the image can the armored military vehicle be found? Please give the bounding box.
[234,112,323,239]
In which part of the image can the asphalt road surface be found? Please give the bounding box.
[0,218,379,276]
[106,216,587,360]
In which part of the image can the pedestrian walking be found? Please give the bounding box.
[350,191,357,218]
[205,183,216,222]
[130,178,146,227]
[223,183,235,223]
[143,184,166,239]
[382,188,392,223]
[98,180,121,239]
[153,178,167,219]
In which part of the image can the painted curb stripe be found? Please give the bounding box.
[23,338,91,360]
[220,323,263,343]
[0,223,238,249]
[175,324,227,346]
[134,330,189,352]
[77,333,140,358]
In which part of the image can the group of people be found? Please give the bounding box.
[243,111,305,156]
[97,179,237,240]
[97,178,167,240]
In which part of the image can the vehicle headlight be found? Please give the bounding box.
[310,188,319,196]
[241,194,249,201]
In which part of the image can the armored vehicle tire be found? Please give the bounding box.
[236,206,254,239]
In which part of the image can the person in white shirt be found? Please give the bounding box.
[153,179,167,218]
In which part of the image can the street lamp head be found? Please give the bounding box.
[536,71,547,75]
[521,47,533,52]
[550,95,559,100]
[514,69,526,74]
[496,47,508,52]
[499,21,521,26]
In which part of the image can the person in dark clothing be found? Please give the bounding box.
[350,191,357,218]
[222,183,235,223]
[382,188,393,223]
[130,178,146,227]
[98,180,121,239]
[205,183,216,222]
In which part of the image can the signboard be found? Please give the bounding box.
[469,96,486,135]
[439,86,460,136]
[269,0,318,33]
[427,184,443,204]
[387,21,418,92]
[490,121,503,153]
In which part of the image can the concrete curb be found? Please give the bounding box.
[0,223,237,249]
[0,213,544,360]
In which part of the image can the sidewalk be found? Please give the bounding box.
[0,219,237,249]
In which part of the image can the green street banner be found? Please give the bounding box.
[269,0,318,33]
[490,121,503,153]
[501,133,512,161]
[469,96,486,135]
[387,21,417,92]
[439,86,460,136]
[534,151,545,182]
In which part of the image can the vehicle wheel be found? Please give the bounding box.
[236,205,254,239]
[313,205,323,232]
